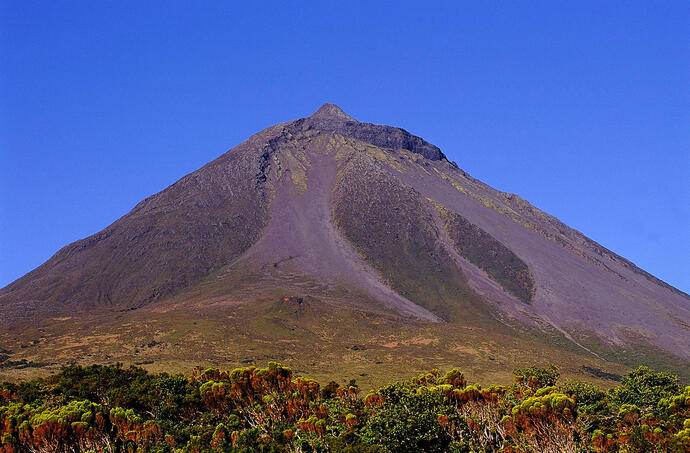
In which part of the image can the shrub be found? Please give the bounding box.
[513,365,560,390]
[612,366,680,409]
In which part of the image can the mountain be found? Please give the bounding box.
[1,104,688,384]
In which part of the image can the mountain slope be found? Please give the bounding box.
[1,104,687,382]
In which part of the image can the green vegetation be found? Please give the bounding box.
[1,363,688,452]
[512,365,560,389]
[436,205,535,304]
[333,157,487,322]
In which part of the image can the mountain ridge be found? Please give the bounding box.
[1,104,687,382]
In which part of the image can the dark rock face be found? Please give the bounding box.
[308,119,446,161]
[289,103,447,161]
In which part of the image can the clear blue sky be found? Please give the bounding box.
[1,2,689,293]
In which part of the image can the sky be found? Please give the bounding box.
[1,1,688,293]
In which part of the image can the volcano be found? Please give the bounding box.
[1,104,688,383]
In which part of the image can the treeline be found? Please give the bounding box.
[0,362,688,452]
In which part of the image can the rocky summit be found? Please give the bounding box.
[1,104,688,383]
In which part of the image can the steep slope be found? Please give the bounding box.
[371,146,690,359]
[332,146,486,323]
[0,126,280,320]
[195,131,442,322]
[0,104,688,381]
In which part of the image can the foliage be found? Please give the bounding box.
[0,363,687,452]
[611,365,680,409]
[512,365,560,390]
[559,380,609,414]
[359,381,453,452]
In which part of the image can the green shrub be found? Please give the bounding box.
[612,366,680,409]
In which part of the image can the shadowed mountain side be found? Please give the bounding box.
[0,131,276,320]
[435,203,535,304]
[332,144,488,323]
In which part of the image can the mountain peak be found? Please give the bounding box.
[310,103,356,122]
[2,105,688,373]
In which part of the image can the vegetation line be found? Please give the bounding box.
[1,362,688,452]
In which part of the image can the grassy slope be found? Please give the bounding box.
[435,203,535,304]
[332,151,487,323]
[4,293,683,389]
